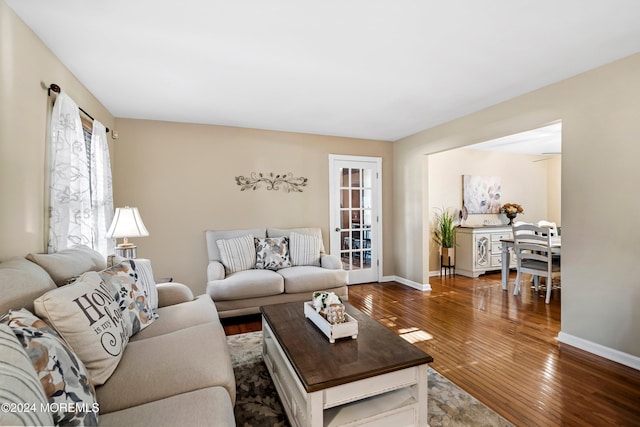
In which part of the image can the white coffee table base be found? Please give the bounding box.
[263,319,429,427]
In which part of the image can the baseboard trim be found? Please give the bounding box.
[429,269,460,277]
[381,275,431,292]
[557,332,640,371]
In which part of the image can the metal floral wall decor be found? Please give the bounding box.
[235,172,308,193]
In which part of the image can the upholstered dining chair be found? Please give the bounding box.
[512,223,561,304]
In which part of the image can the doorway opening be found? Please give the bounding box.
[426,122,562,276]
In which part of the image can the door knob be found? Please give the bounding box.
[335,228,340,232]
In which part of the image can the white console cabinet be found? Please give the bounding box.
[456,226,516,277]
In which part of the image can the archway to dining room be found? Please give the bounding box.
[425,121,562,282]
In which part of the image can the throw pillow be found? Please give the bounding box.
[267,227,326,253]
[0,256,56,314]
[255,237,291,270]
[34,271,129,385]
[3,310,98,425]
[0,323,54,427]
[289,232,322,266]
[128,258,159,310]
[216,234,256,275]
[99,260,158,336]
[26,245,107,286]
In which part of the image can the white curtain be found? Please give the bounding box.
[49,92,115,257]
[49,92,92,252]
[90,120,114,256]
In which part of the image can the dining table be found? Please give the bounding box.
[499,236,561,290]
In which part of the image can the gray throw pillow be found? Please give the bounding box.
[255,237,291,271]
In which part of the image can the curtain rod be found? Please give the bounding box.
[48,83,110,133]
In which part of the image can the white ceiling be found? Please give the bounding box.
[7,1,640,141]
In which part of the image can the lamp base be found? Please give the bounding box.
[115,245,137,259]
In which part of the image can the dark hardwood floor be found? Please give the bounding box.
[222,272,640,426]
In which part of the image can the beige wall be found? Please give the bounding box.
[427,148,554,272]
[546,155,562,224]
[112,119,393,295]
[0,0,115,260]
[394,53,640,358]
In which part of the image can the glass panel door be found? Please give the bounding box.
[330,156,380,284]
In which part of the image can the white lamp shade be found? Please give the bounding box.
[106,207,149,239]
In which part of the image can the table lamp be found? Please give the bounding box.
[106,206,149,258]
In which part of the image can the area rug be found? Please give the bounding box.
[227,331,513,427]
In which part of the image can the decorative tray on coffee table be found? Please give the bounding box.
[303,301,358,343]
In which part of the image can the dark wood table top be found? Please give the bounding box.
[261,301,433,393]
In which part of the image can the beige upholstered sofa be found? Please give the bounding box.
[0,247,235,426]
[206,227,349,318]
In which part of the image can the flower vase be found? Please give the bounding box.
[506,212,517,225]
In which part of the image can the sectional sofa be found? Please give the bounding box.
[0,246,235,426]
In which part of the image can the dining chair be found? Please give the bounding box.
[512,223,561,304]
[513,220,531,227]
[511,221,537,284]
[537,220,558,236]
[537,220,561,262]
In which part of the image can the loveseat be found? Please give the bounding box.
[0,246,235,426]
[206,227,349,318]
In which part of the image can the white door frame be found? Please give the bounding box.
[329,154,383,283]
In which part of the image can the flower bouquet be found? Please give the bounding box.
[500,203,524,225]
[500,203,524,215]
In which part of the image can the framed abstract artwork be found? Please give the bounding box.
[462,175,502,214]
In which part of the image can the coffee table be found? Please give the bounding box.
[261,301,433,427]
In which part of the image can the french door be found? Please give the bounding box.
[329,155,382,284]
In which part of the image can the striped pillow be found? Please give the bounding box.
[0,323,54,427]
[216,234,257,275]
[290,232,322,266]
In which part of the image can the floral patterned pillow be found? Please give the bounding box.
[99,260,158,337]
[3,309,98,426]
[255,237,292,271]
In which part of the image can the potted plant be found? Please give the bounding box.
[432,207,458,266]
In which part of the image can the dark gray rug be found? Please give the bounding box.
[227,331,513,427]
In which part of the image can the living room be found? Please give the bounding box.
[1,1,640,426]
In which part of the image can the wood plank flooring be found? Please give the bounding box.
[222,272,640,426]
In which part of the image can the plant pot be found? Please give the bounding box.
[441,247,455,267]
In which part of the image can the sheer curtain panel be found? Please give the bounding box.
[49,92,92,253]
[90,120,114,256]
[48,92,114,257]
